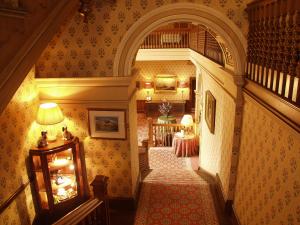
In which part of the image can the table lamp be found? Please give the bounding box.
[180,114,193,136]
[36,103,64,142]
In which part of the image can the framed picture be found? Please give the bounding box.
[154,74,177,92]
[205,90,216,134]
[88,109,127,139]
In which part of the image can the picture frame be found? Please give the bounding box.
[88,109,127,139]
[154,74,177,92]
[205,90,216,134]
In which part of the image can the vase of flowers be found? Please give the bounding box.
[158,100,172,117]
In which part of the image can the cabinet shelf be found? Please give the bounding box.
[48,159,73,171]
[51,175,76,192]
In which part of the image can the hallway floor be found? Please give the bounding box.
[135,147,232,225]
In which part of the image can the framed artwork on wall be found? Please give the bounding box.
[88,109,127,139]
[205,90,216,134]
[154,74,177,92]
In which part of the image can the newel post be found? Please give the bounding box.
[90,175,110,225]
[148,117,153,147]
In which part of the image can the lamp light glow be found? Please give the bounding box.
[144,81,153,102]
[37,103,64,125]
[181,114,193,127]
[36,103,64,141]
[181,114,194,136]
[144,82,153,89]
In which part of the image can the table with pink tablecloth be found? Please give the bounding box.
[172,134,198,157]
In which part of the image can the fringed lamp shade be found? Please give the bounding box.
[36,103,64,125]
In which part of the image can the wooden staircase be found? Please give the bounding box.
[0,0,78,113]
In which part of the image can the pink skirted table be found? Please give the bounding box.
[172,133,198,157]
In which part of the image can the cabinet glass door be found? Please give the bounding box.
[32,155,49,209]
[47,148,78,204]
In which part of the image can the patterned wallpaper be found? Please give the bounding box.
[135,60,195,101]
[61,106,132,197]
[36,0,250,78]
[0,68,39,225]
[234,95,300,225]
[200,69,235,201]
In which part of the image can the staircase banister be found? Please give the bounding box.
[52,198,103,225]
[0,0,78,114]
[0,7,27,19]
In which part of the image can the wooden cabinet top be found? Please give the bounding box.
[30,137,79,153]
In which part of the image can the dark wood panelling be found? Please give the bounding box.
[136,100,146,113]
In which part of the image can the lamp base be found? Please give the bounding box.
[44,125,57,142]
[47,135,57,142]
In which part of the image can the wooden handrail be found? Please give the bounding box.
[0,180,30,215]
[53,198,103,225]
[148,121,191,147]
[152,123,186,127]
[52,175,110,225]
[140,26,224,66]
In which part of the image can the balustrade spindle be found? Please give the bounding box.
[246,0,299,107]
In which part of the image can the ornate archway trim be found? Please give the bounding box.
[113,2,247,202]
[113,3,247,79]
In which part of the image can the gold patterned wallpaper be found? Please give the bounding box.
[200,69,235,201]
[234,95,300,225]
[61,105,132,197]
[0,68,39,225]
[135,60,195,101]
[0,71,133,224]
[36,0,250,78]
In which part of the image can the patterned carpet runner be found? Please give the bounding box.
[135,147,219,225]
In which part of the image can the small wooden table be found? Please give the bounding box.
[172,133,198,157]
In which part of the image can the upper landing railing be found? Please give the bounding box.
[246,0,300,107]
[140,27,224,67]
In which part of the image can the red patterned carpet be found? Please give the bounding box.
[135,147,220,225]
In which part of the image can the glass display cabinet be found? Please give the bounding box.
[29,137,88,222]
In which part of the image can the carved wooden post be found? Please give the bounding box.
[265,2,272,87]
[148,117,153,148]
[90,175,110,225]
[288,2,299,101]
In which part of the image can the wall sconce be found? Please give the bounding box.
[178,81,189,99]
[144,82,153,102]
[36,103,64,142]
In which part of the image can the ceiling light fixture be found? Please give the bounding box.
[79,0,92,23]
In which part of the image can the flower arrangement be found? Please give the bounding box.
[158,100,172,117]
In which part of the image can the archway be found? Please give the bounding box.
[113,2,247,79]
[118,2,247,202]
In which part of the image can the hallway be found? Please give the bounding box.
[135,147,232,225]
